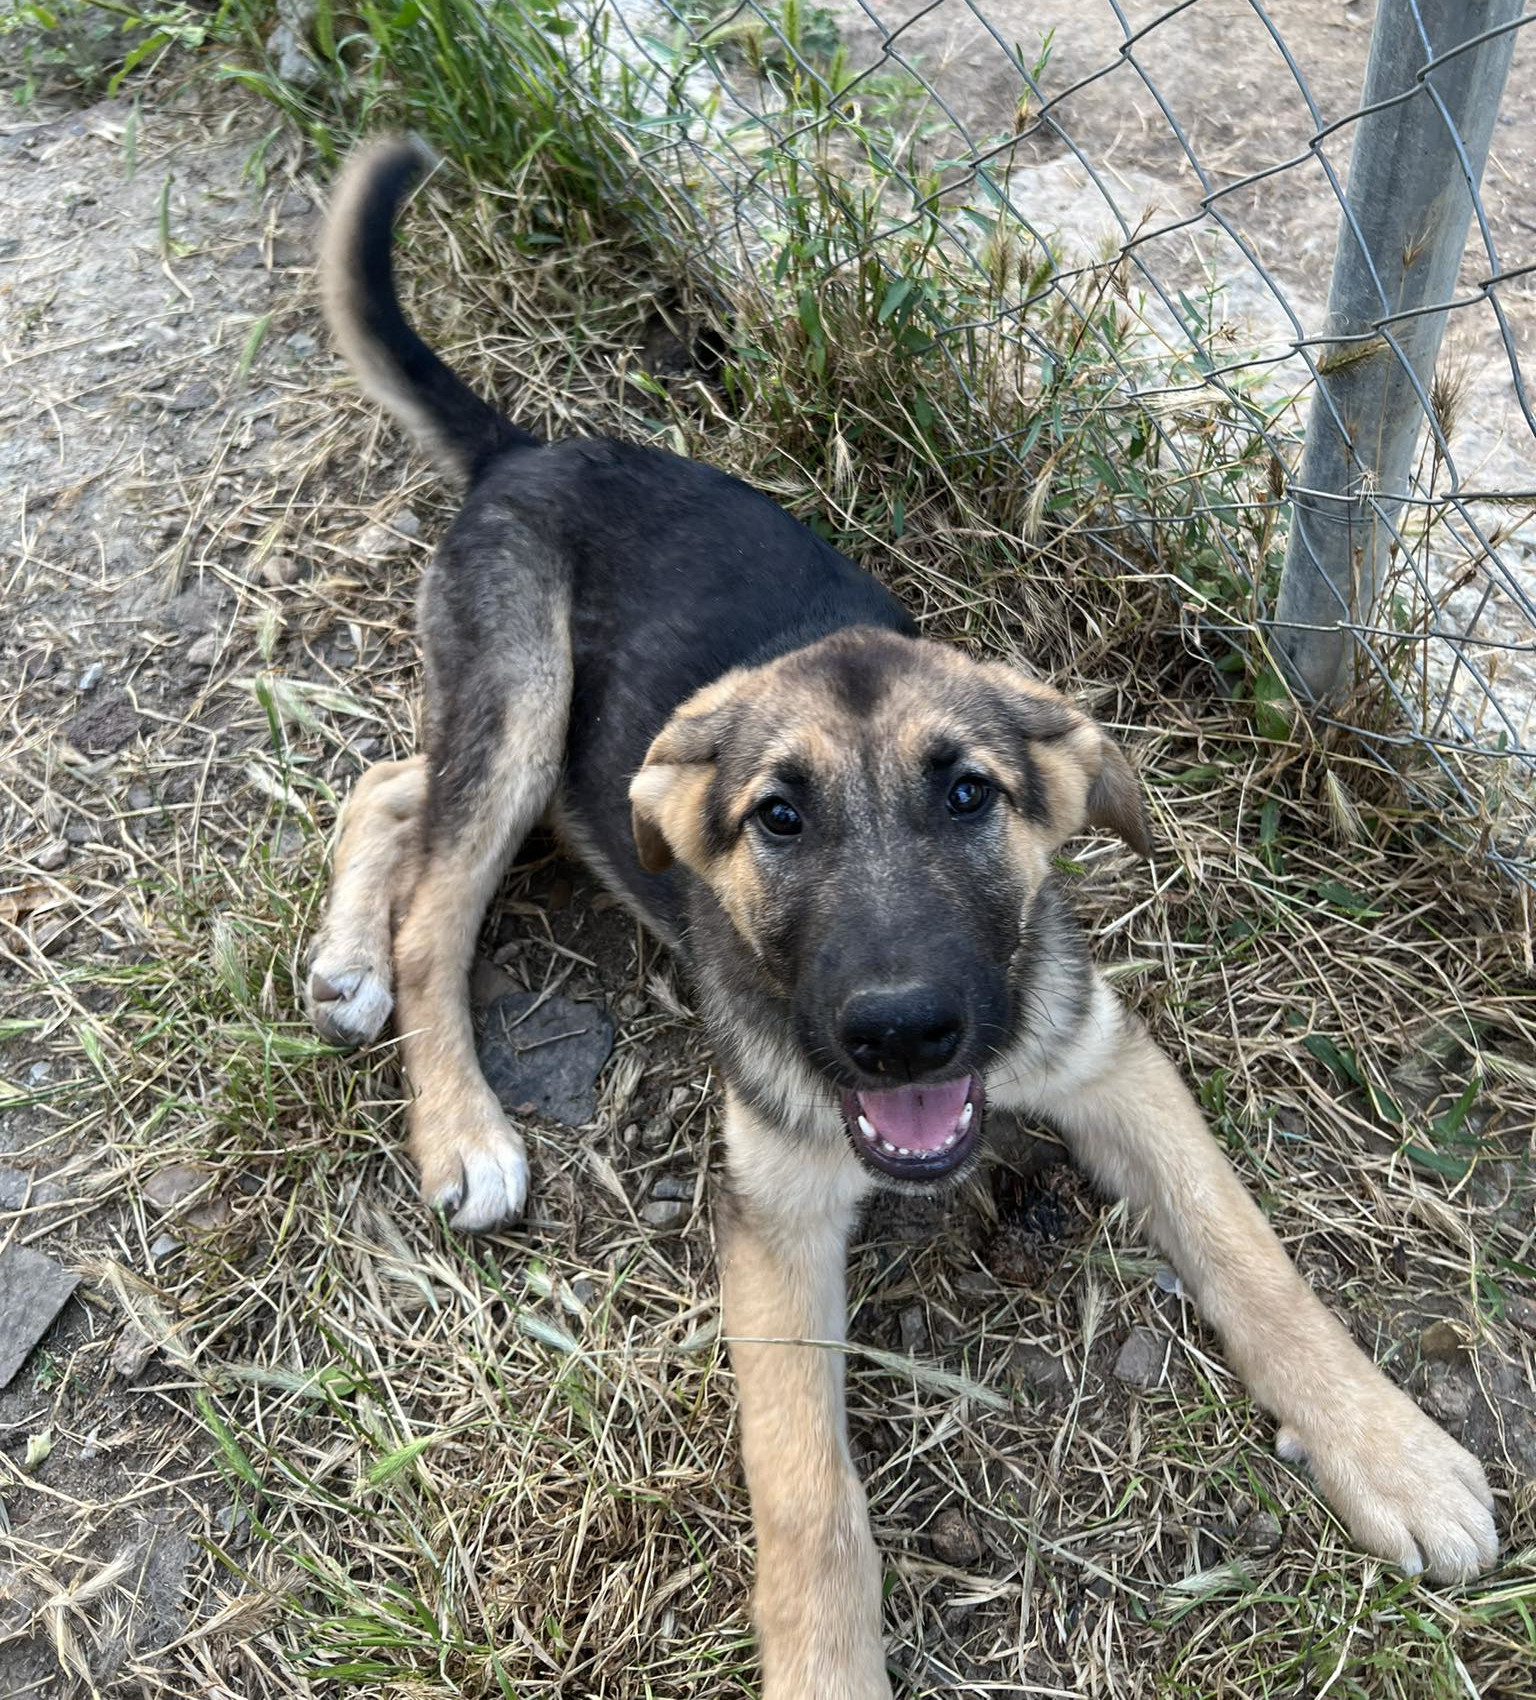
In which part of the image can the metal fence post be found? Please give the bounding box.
[1272,0,1522,702]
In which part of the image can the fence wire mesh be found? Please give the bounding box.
[514,0,1536,880]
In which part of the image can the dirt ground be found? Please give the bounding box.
[3,17,1536,1700]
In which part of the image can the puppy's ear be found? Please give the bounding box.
[987,664,1152,857]
[1086,733,1152,857]
[629,697,738,875]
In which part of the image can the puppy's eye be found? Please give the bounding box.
[947,775,992,818]
[756,797,803,837]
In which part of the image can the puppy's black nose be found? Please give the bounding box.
[839,986,964,1077]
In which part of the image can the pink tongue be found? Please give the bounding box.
[858,1077,971,1151]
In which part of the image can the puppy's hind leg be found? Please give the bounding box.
[393,626,572,1233]
[307,756,427,1047]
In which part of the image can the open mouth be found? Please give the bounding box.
[839,1075,985,1181]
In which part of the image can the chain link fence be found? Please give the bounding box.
[507,0,1536,881]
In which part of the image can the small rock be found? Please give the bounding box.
[352,510,421,558]
[1232,1508,1282,1556]
[650,1174,692,1202]
[1504,1295,1536,1336]
[278,187,314,218]
[1113,1327,1170,1391]
[1009,1342,1071,1399]
[163,379,217,413]
[149,1233,181,1262]
[78,661,104,692]
[264,22,325,90]
[640,1199,687,1229]
[34,841,68,872]
[284,329,318,358]
[0,1245,80,1391]
[926,1508,983,1567]
[1420,1319,1467,1362]
[109,1327,156,1380]
[27,1062,52,1085]
[127,784,153,811]
[570,1277,599,1307]
[1423,1371,1473,1424]
[215,1503,250,1540]
[638,1113,674,1153]
[1153,1264,1186,1298]
[0,1168,51,1210]
[260,553,302,586]
[65,821,93,846]
[144,1163,209,1210]
[184,1198,232,1232]
[186,632,220,668]
[898,1303,928,1354]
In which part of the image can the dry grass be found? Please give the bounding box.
[3,98,1536,1700]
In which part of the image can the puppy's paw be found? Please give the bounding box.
[307,952,394,1048]
[1278,1382,1497,1582]
[413,1098,529,1232]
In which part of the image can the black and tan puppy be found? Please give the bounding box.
[307,138,1497,1698]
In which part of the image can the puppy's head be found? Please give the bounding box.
[630,627,1148,1182]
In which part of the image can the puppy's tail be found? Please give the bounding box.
[320,136,537,483]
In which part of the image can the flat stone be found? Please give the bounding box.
[650,1174,692,1202]
[33,841,68,872]
[1113,1326,1171,1390]
[477,993,614,1127]
[640,1199,687,1229]
[1010,1342,1072,1399]
[0,1245,79,1389]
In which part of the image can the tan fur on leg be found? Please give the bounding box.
[307,756,426,1047]
[719,1095,889,1700]
[1002,976,1498,1582]
[394,678,568,1233]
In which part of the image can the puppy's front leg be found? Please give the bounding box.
[1015,978,1497,1582]
[719,1094,890,1700]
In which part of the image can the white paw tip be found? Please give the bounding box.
[1274,1426,1307,1465]
[308,963,393,1047]
[431,1138,530,1234]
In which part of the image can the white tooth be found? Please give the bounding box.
[943,1131,957,1148]
[898,1147,913,1156]
[858,1115,876,1142]
[958,1101,974,1129]
[879,1140,897,1154]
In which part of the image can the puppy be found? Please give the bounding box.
[306,137,1498,1699]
